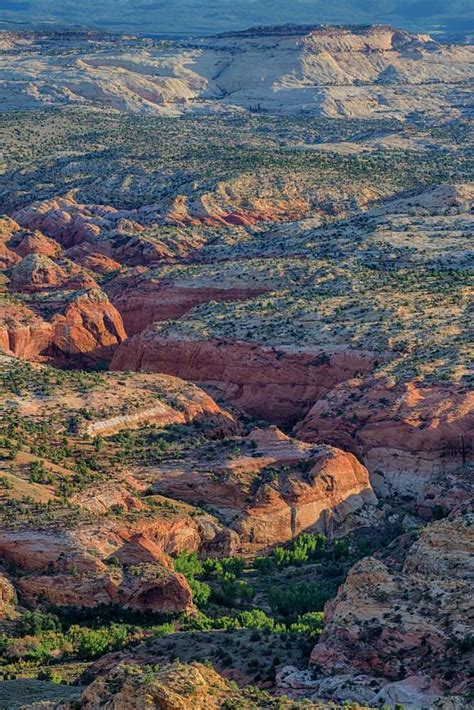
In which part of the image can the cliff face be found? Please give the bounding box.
[16,565,193,614]
[296,378,474,512]
[111,335,374,424]
[0,301,54,360]
[0,522,197,613]
[310,513,474,698]
[109,282,269,336]
[144,425,377,553]
[0,289,126,363]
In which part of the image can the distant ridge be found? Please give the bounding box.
[0,0,472,36]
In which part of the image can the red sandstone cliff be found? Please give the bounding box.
[111,334,374,424]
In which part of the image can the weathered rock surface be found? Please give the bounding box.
[0,522,197,613]
[0,216,22,269]
[10,253,97,293]
[65,243,121,274]
[310,513,474,699]
[0,571,15,618]
[0,356,240,441]
[10,254,68,292]
[62,662,234,710]
[51,288,126,361]
[146,426,376,552]
[14,230,62,259]
[111,335,374,424]
[110,281,269,336]
[3,26,473,119]
[0,301,53,359]
[16,564,192,614]
[296,378,474,511]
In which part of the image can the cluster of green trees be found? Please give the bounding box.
[254,533,349,572]
[175,608,323,637]
[173,552,255,608]
[0,612,132,663]
[267,581,336,619]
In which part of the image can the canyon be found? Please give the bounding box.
[0,22,472,710]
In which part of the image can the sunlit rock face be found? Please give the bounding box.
[1,26,473,119]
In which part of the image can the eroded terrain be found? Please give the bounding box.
[0,23,472,710]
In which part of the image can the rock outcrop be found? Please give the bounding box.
[309,513,474,702]
[111,335,374,424]
[3,26,474,119]
[51,288,126,361]
[14,230,62,259]
[0,216,22,269]
[63,662,235,710]
[10,253,97,293]
[0,289,125,362]
[0,300,53,359]
[146,426,376,552]
[0,523,197,614]
[16,564,192,614]
[0,571,15,618]
[10,253,68,292]
[109,280,269,336]
[296,378,474,512]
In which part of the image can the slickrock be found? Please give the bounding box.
[0,530,106,574]
[14,231,62,259]
[0,300,53,359]
[10,253,97,293]
[296,378,474,511]
[66,662,234,710]
[81,393,236,438]
[52,288,126,360]
[0,522,198,613]
[309,513,474,700]
[9,254,67,292]
[111,335,374,424]
[237,440,376,550]
[0,216,22,268]
[16,564,192,614]
[13,195,108,248]
[65,243,121,273]
[0,357,240,440]
[146,426,376,552]
[3,26,473,119]
[0,291,127,363]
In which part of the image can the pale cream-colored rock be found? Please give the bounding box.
[310,514,474,693]
[3,26,473,119]
[66,662,232,710]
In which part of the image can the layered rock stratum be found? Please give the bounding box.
[1,26,473,119]
[0,23,472,710]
